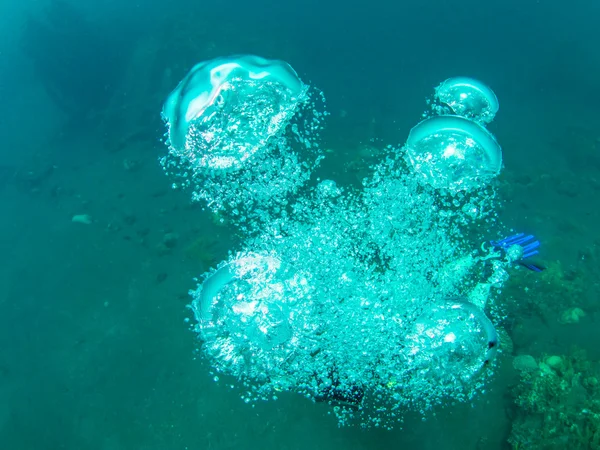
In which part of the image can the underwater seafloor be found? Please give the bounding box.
[1,1,600,449]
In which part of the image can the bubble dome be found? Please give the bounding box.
[162,55,307,170]
[161,57,516,428]
[433,76,499,124]
[404,115,502,192]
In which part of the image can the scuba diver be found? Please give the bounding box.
[315,232,545,408]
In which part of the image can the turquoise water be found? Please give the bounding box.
[2,0,600,448]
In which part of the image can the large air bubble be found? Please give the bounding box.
[190,252,315,380]
[389,297,497,410]
[404,115,502,192]
[162,54,305,169]
[433,77,499,124]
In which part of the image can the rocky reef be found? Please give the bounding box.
[510,349,600,449]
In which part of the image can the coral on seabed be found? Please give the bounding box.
[509,349,600,449]
[559,307,586,324]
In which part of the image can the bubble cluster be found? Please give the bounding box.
[161,59,512,428]
[161,55,325,231]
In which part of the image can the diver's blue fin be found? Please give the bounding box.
[491,233,545,272]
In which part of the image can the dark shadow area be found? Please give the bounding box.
[20,0,131,125]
